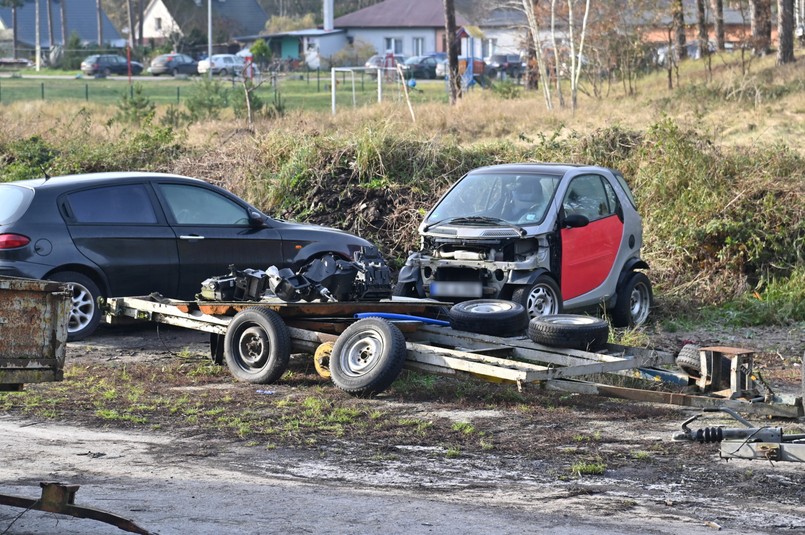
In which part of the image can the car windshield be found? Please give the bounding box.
[425,171,562,226]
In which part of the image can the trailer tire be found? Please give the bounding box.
[527,314,609,351]
[448,299,528,337]
[224,307,291,384]
[330,318,407,396]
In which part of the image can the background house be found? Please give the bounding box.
[141,0,267,52]
[332,0,469,58]
[0,0,121,53]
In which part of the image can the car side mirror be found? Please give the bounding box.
[248,211,267,227]
[563,213,589,228]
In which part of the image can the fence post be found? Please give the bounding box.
[176,86,180,103]
[85,84,88,101]
[317,68,320,92]
[130,85,134,99]
[0,80,2,103]
[40,82,44,100]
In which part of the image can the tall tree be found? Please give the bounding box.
[777,0,795,64]
[126,0,134,48]
[59,0,67,46]
[138,0,144,47]
[46,0,54,49]
[443,0,461,105]
[96,0,103,46]
[750,0,772,55]
[672,0,687,60]
[710,0,724,49]
[522,0,554,110]
[696,0,708,58]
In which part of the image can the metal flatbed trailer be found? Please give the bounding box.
[102,295,803,418]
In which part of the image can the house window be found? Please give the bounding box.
[413,37,424,56]
[384,37,403,55]
[481,38,496,58]
[155,17,162,31]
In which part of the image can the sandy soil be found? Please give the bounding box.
[1,321,803,535]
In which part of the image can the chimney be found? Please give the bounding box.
[323,0,333,31]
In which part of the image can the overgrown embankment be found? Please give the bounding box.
[0,109,802,323]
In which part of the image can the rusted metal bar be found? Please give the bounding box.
[0,482,153,534]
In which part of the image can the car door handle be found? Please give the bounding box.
[179,235,205,240]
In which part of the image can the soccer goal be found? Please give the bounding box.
[329,66,406,115]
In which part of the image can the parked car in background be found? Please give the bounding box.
[395,163,653,327]
[80,54,143,76]
[0,172,385,340]
[485,54,525,79]
[149,53,198,76]
[197,54,244,76]
[399,55,438,79]
[364,53,406,70]
[436,56,486,78]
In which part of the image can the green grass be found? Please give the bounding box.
[0,74,450,111]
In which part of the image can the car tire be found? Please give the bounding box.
[102,67,111,76]
[47,271,102,341]
[219,69,228,77]
[172,68,179,76]
[330,318,407,397]
[527,314,609,351]
[448,299,529,338]
[224,307,291,384]
[511,275,562,319]
[610,272,652,327]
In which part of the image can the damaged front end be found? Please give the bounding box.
[198,246,391,303]
[400,230,551,300]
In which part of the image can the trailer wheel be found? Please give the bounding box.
[527,314,609,351]
[224,307,290,384]
[330,318,407,396]
[675,344,731,384]
[448,299,528,337]
[313,341,334,379]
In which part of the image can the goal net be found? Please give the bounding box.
[329,67,407,114]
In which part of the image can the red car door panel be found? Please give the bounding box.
[560,213,623,300]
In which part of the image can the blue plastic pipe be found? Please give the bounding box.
[354,312,450,326]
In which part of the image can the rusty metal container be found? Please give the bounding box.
[0,276,71,390]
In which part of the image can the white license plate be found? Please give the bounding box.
[430,281,482,298]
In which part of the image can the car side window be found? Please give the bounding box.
[66,185,158,224]
[158,184,250,225]
[562,174,612,222]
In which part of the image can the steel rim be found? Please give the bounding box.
[236,326,270,370]
[629,282,651,325]
[464,301,515,314]
[337,329,384,377]
[67,282,95,334]
[526,285,557,317]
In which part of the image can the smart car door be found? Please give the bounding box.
[559,174,624,300]
[62,183,180,297]
[155,182,282,298]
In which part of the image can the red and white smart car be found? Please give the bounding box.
[395,163,653,327]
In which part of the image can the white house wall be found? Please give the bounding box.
[312,34,348,58]
[142,0,181,41]
[347,28,436,57]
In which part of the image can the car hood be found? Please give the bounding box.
[275,219,373,245]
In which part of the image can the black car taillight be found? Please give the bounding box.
[0,233,30,249]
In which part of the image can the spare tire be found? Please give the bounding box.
[447,299,529,338]
[527,314,609,351]
[676,344,731,385]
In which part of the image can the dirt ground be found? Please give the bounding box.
[1,320,804,535]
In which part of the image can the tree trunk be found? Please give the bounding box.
[550,0,564,109]
[710,0,724,49]
[750,0,772,55]
[777,0,795,64]
[11,5,17,58]
[96,0,103,46]
[46,0,54,50]
[138,0,144,47]
[126,0,135,49]
[59,0,67,45]
[696,0,708,58]
[523,0,553,110]
[443,0,461,104]
[673,0,687,60]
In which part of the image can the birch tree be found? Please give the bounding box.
[59,0,67,47]
[564,0,591,111]
[521,0,553,110]
[710,0,724,49]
